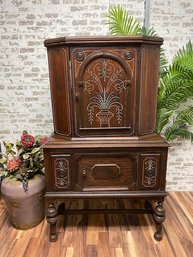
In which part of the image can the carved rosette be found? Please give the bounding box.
[124,51,133,60]
[54,158,70,188]
[142,157,157,187]
[76,51,85,61]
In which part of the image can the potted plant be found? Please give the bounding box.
[107,5,193,141]
[156,41,193,141]
[0,131,47,229]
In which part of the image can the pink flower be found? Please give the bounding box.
[21,132,35,148]
[41,136,48,145]
[7,157,21,172]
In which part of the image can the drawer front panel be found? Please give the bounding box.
[75,154,137,191]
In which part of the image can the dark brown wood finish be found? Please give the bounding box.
[138,45,160,135]
[43,36,169,242]
[71,47,135,136]
[45,36,163,137]
[47,46,72,137]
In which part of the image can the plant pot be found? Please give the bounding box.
[1,174,45,229]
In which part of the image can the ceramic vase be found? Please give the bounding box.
[1,174,45,229]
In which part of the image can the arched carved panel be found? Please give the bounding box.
[71,48,136,136]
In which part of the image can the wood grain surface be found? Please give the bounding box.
[0,192,192,257]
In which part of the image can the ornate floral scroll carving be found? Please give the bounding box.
[142,157,157,187]
[54,158,70,188]
[81,58,129,127]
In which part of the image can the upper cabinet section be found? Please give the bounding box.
[45,36,163,138]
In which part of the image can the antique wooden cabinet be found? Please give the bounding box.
[43,36,169,242]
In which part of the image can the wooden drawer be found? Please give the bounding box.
[75,153,137,191]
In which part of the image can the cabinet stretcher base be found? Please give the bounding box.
[46,195,166,242]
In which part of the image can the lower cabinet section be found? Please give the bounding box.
[44,149,167,193]
[43,135,169,242]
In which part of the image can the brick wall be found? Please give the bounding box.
[0,0,193,190]
[151,0,193,61]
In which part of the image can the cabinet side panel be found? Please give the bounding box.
[139,46,160,135]
[47,47,72,136]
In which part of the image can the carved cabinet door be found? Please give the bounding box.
[71,47,136,136]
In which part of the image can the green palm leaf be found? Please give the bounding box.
[159,48,168,77]
[156,41,193,139]
[174,107,193,125]
[107,5,140,36]
[156,109,173,134]
[158,58,193,111]
[164,125,192,141]
[173,40,193,67]
[164,124,193,141]
[159,107,193,141]
[138,26,158,36]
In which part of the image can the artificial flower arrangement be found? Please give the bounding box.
[0,131,47,191]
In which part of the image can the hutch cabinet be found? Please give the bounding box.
[43,36,169,242]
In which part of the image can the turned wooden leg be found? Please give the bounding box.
[153,202,166,241]
[46,203,58,242]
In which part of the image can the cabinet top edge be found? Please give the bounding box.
[42,134,170,149]
[44,35,164,47]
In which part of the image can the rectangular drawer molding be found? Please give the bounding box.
[76,154,137,191]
